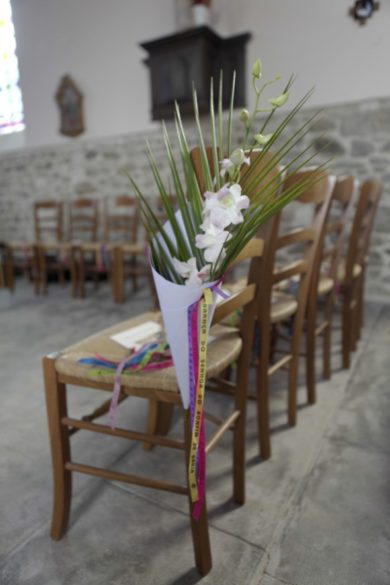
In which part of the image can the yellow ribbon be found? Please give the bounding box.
[188,287,213,502]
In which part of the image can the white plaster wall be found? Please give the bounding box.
[2,0,390,152]
[7,0,176,149]
[212,0,390,109]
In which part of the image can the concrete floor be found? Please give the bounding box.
[0,279,389,585]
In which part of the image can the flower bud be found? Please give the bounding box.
[252,58,262,79]
[254,133,273,145]
[239,108,249,123]
[269,92,289,108]
[229,148,246,167]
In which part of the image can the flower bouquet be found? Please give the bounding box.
[126,58,324,514]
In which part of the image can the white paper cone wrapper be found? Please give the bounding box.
[152,265,217,408]
[151,209,219,407]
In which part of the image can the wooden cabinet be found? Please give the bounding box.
[140,26,251,120]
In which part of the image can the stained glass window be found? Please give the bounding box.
[0,0,24,134]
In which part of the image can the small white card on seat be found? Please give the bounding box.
[111,321,162,350]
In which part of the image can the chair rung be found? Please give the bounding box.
[62,417,185,450]
[65,461,188,495]
[206,410,240,454]
[315,321,329,336]
[268,355,292,376]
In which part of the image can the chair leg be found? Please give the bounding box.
[32,247,40,295]
[357,275,364,339]
[131,255,139,293]
[70,250,78,298]
[143,400,175,451]
[322,295,333,380]
[305,315,316,405]
[184,412,212,576]
[257,323,271,460]
[79,254,86,299]
[288,320,301,427]
[287,356,299,427]
[113,247,124,304]
[342,289,352,369]
[40,251,48,295]
[43,356,72,540]
[233,362,248,504]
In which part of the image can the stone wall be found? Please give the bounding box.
[0,97,389,300]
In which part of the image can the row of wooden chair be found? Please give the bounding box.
[42,152,382,576]
[3,196,152,300]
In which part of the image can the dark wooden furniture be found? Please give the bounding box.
[140,26,251,120]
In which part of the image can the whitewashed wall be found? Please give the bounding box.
[1,0,389,152]
[212,0,390,109]
[3,0,175,151]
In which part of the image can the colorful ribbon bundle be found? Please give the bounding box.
[79,340,173,427]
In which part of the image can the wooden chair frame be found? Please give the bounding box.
[69,198,101,298]
[257,170,334,460]
[7,200,65,294]
[304,176,356,403]
[340,179,382,368]
[43,238,264,576]
[105,195,147,303]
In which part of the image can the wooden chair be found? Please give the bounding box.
[338,179,382,368]
[14,201,70,295]
[43,237,264,576]
[69,198,101,298]
[304,175,356,404]
[256,169,334,460]
[106,195,146,303]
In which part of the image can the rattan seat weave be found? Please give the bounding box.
[270,292,298,323]
[337,262,362,283]
[55,311,242,393]
[318,275,334,296]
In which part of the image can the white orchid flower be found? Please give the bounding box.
[195,224,231,264]
[173,257,197,280]
[219,148,250,178]
[172,257,211,286]
[203,183,250,228]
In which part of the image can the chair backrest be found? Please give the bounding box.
[270,169,335,332]
[322,176,357,283]
[104,195,139,243]
[212,238,268,358]
[34,201,63,243]
[343,179,382,284]
[68,198,99,242]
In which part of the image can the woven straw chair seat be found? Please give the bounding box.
[226,278,298,324]
[337,262,362,283]
[270,292,298,323]
[76,242,113,252]
[38,242,72,253]
[55,311,242,394]
[9,242,34,250]
[119,243,145,254]
[318,275,334,295]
